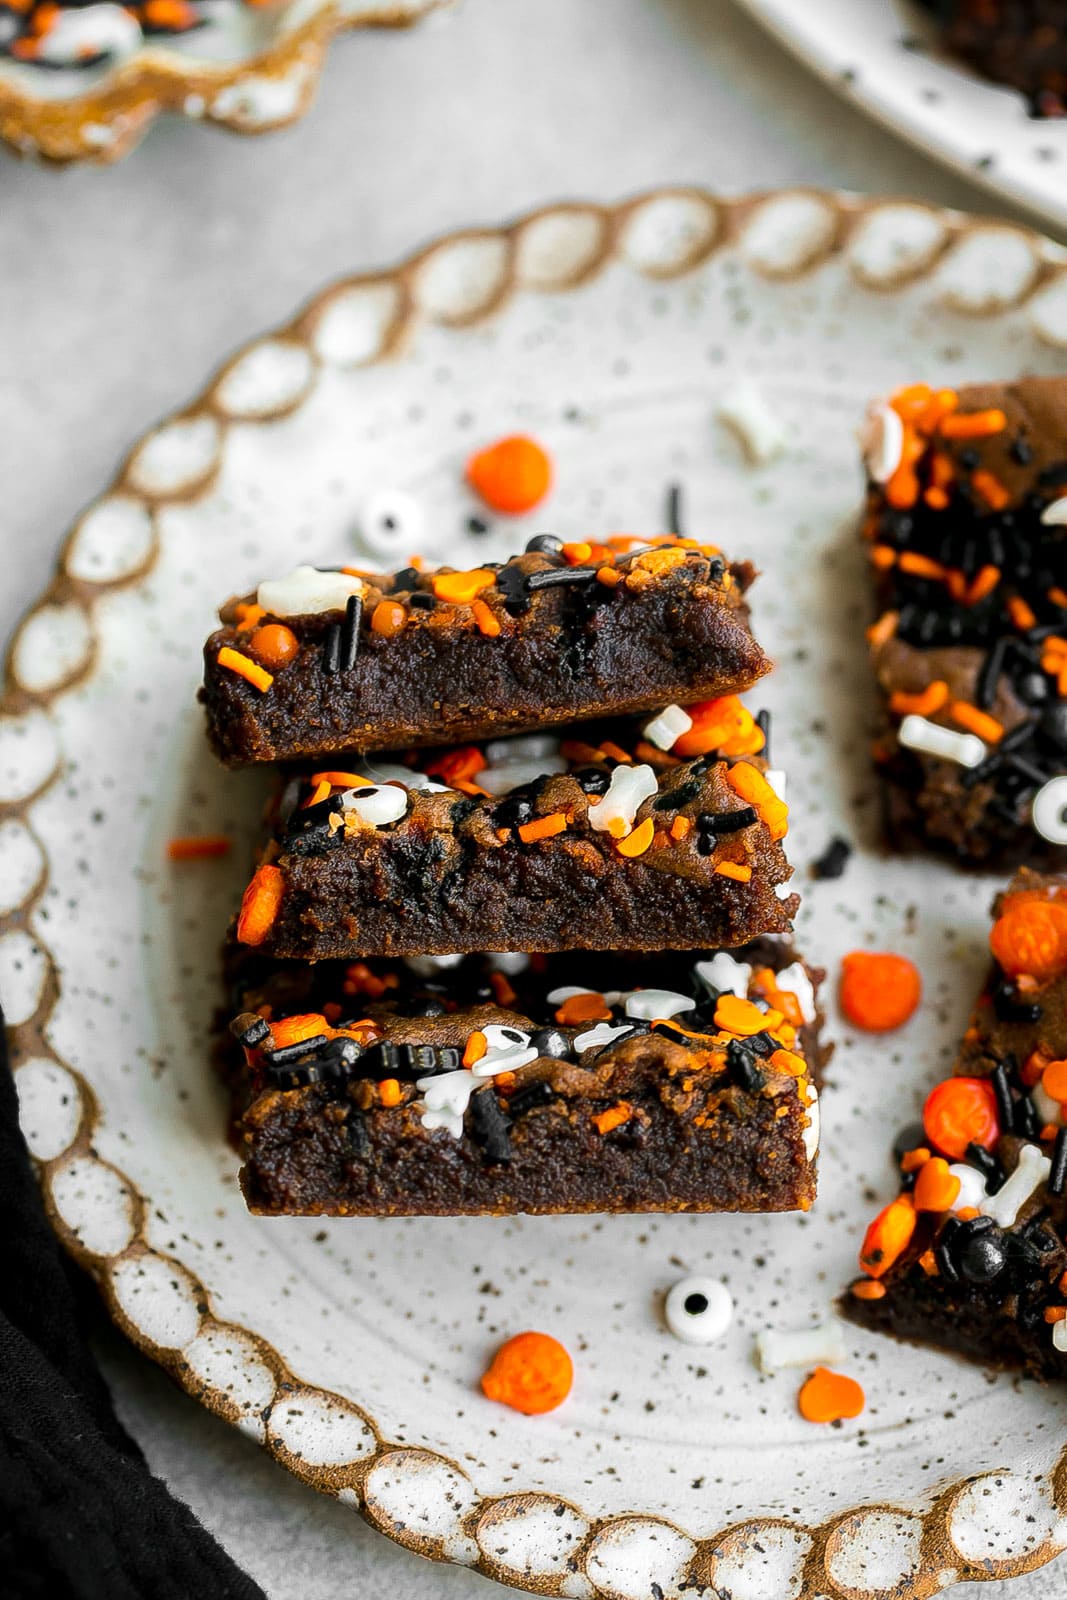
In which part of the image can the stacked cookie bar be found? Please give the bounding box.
[202,533,825,1216]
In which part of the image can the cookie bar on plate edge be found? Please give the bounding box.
[200,534,770,765]
[221,940,826,1217]
[844,870,1067,1379]
[861,377,1067,867]
[232,701,796,959]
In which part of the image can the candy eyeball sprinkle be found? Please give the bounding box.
[355,490,425,561]
[664,1276,733,1345]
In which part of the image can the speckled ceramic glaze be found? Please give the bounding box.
[6,189,1067,1599]
[736,0,1067,235]
[0,0,451,165]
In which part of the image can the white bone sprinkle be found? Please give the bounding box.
[773,961,816,1023]
[339,784,408,827]
[859,401,905,484]
[980,1142,1051,1229]
[471,1025,539,1077]
[417,1069,478,1140]
[586,764,658,835]
[642,704,693,752]
[404,953,465,978]
[1032,776,1067,845]
[1054,1319,1067,1354]
[360,761,448,793]
[717,383,788,465]
[898,714,986,769]
[693,953,751,999]
[488,952,530,975]
[1041,496,1067,526]
[948,1162,989,1212]
[623,989,696,1021]
[573,1022,634,1053]
[802,1089,820,1162]
[257,565,365,618]
[484,734,562,763]
[755,1318,846,1375]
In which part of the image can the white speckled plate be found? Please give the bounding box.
[6,189,1067,1600]
[735,0,1067,236]
[0,0,451,165]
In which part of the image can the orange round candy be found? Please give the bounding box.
[466,435,552,515]
[249,623,299,671]
[480,1331,573,1415]
[923,1076,999,1161]
[990,895,1067,982]
[839,951,922,1032]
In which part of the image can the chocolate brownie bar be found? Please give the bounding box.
[222,939,826,1217]
[232,703,797,959]
[843,870,1067,1380]
[860,378,1067,867]
[200,535,770,765]
[918,0,1067,117]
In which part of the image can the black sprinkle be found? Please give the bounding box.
[975,636,1007,711]
[755,709,771,763]
[322,623,342,676]
[266,1034,330,1065]
[653,777,702,811]
[469,1088,513,1164]
[408,591,436,610]
[811,836,852,880]
[524,566,599,592]
[1010,436,1033,466]
[391,566,421,591]
[726,1039,764,1093]
[992,981,1043,1025]
[991,1061,1015,1134]
[233,1015,271,1047]
[667,484,684,537]
[966,1141,1005,1192]
[698,807,757,834]
[1050,1128,1067,1196]
[339,592,362,671]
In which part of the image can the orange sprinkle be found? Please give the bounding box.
[562,541,592,565]
[1045,1307,1067,1324]
[919,390,960,432]
[889,680,949,718]
[431,568,496,606]
[470,597,501,637]
[839,950,921,1032]
[166,835,231,860]
[218,645,273,694]
[249,623,299,671]
[674,696,764,760]
[1050,587,1067,609]
[378,1078,402,1108]
[669,815,691,841]
[923,1076,1000,1161]
[860,1193,917,1278]
[234,602,266,632]
[615,817,655,858]
[594,1101,633,1136]
[898,551,946,581]
[463,1030,488,1068]
[870,544,898,570]
[914,1155,961,1213]
[900,1146,931,1174]
[371,599,407,636]
[607,817,630,839]
[849,1279,887,1302]
[889,383,934,422]
[949,702,1003,743]
[597,740,634,765]
[467,436,552,515]
[267,1013,328,1050]
[488,970,517,1008]
[480,1331,572,1414]
[555,992,611,1026]
[924,487,950,511]
[596,565,621,587]
[1008,596,1037,631]
[236,864,285,946]
[715,860,753,882]
[918,1249,939,1276]
[971,469,1010,511]
[310,770,365,788]
[965,565,1001,606]
[1041,1059,1067,1105]
[304,779,331,808]
[939,407,1007,439]
[518,812,568,844]
[798,1368,865,1425]
[867,610,899,650]
[425,746,487,786]
[768,1047,806,1078]
[714,994,781,1037]
[725,761,787,841]
[990,891,1067,981]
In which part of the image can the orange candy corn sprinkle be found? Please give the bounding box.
[466,435,552,515]
[989,892,1067,982]
[798,1368,866,1424]
[922,1076,999,1161]
[480,1331,573,1414]
[839,951,921,1032]
[236,864,285,947]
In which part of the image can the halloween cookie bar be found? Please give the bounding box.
[232,701,796,959]
[916,0,1067,117]
[861,378,1067,866]
[222,939,826,1217]
[844,870,1067,1380]
[200,534,770,765]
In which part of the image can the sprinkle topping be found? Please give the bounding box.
[257,566,365,618]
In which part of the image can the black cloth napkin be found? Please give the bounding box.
[0,1012,266,1600]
